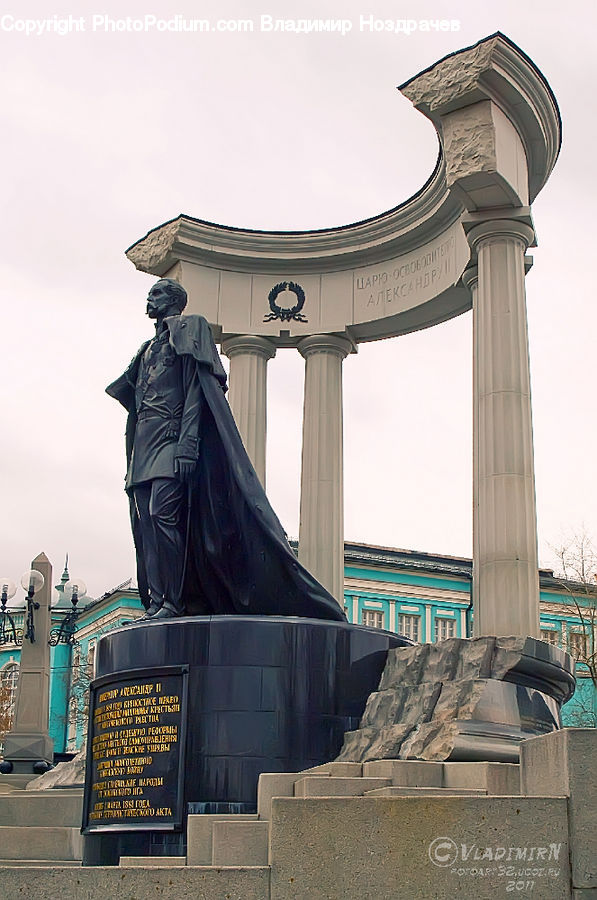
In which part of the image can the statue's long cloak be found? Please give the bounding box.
[107,314,346,622]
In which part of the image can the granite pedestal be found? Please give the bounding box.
[82,615,410,865]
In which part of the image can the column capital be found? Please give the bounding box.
[467,219,535,252]
[221,334,276,361]
[461,265,479,293]
[297,333,355,361]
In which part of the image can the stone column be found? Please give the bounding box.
[298,334,354,604]
[467,219,540,638]
[2,552,54,772]
[462,266,480,635]
[222,335,276,486]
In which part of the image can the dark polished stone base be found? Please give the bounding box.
[447,637,576,762]
[82,615,411,865]
[338,635,576,765]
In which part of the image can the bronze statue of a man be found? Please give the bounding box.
[107,278,345,623]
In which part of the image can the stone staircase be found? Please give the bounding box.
[0,759,517,872]
[0,729,593,899]
[0,788,83,866]
[122,758,519,868]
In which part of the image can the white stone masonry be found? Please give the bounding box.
[468,220,540,638]
[298,335,354,604]
[222,335,276,487]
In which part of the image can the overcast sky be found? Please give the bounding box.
[1,0,595,601]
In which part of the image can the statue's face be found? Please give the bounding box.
[146,282,179,319]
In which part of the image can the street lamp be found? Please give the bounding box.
[0,570,45,645]
[0,570,88,647]
[0,578,18,645]
[49,577,88,645]
[22,569,44,643]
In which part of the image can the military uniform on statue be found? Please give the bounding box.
[106,278,345,622]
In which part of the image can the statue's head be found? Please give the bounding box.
[146,278,188,319]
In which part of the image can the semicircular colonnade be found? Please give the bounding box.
[125,32,562,639]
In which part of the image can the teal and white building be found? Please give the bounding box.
[1,543,595,757]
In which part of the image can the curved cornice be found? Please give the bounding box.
[126,33,559,279]
[126,155,462,276]
[124,34,559,344]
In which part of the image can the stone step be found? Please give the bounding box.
[212,820,270,866]
[268,794,570,899]
[294,776,391,798]
[120,855,186,866]
[363,759,444,786]
[186,813,259,865]
[443,761,520,794]
[0,860,81,867]
[0,775,36,792]
[0,859,81,867]
[364,786,487,796]
[257,771,329,820]
[361,759,521,793]
[0,790,83,826]
[300,761,363,777]
[0,826,82,861]
[0,865,271,900]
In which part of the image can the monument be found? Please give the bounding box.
[79,32,578,874]
[105,277,344,622]
[83,282,412,865]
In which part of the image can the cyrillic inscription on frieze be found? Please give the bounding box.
[353,224,468,322]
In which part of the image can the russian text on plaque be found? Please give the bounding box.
[82,666,188,832]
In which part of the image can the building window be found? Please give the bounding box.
[86,643,96,680]
[398,614,420,642]
[434,617,456,642]
[569,631,588,660]
[0,663,20,746]
[362,609,384,629]
[541,629,559,646]
[66,697,78,751]
[72,645,81,679]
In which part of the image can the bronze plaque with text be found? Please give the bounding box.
[82,666,188,832]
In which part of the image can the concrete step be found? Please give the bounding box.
[257,771,329,820]
[0,826,82,861]
[363,759,444,786]
[301,762,363,776]
[120,856,186,866]
[0,859,81,867]
[443,761,520,794]
[186,813,259,865]
[0,865,271,900]
[268,794,570,899]
[294,775,391,798]
[364,786,487,796]
[212,820,270,866]
[362,759,521,793]
[0,790,83,826]
[0,775,36,792]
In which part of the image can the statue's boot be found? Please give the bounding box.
[137,600,163,621]
[150,600,181,619]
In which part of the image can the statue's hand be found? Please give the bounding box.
[175,457,196,483]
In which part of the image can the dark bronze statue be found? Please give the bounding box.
[107,278,345,622]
